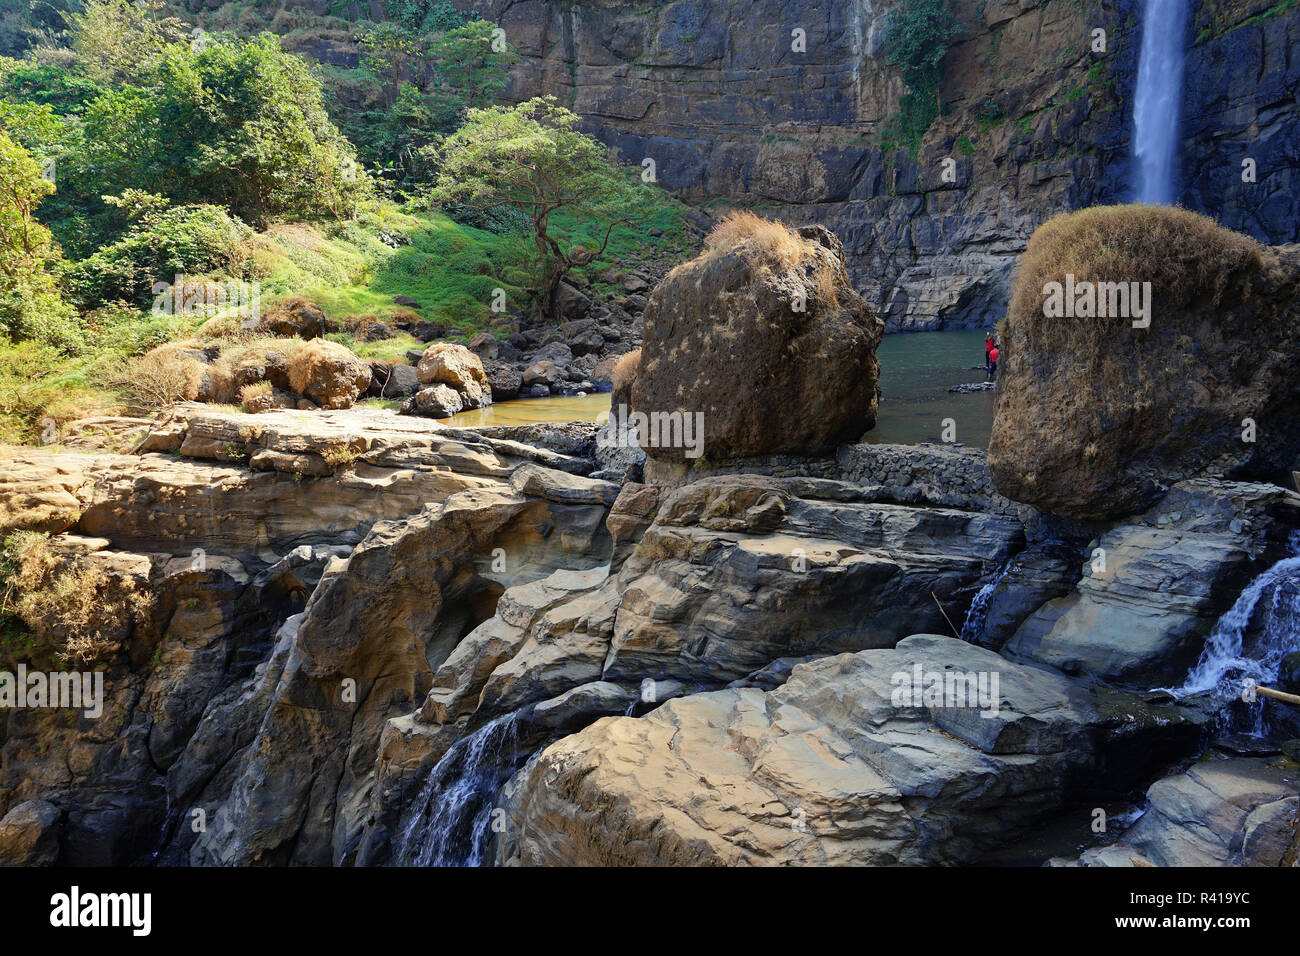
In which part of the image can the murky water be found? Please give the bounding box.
[871,329,996,448]
[444,393,613,428]
[445,329,998,448]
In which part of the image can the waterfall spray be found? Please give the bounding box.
[393,712,531,867]
[1131,0,1190,204]
[1169,533,1300,733]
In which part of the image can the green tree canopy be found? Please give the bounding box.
[65,0,189,86]
[79,33,369,228]
[428,96,649,316]
[0,131,77,347]
[884,0,964,102]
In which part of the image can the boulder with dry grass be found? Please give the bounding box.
[989,204,1300,519]
[632,213,883,460]
[286,339,371,409]
[239,381,274,413]
[259,296,327,340]
[610,348,640,409]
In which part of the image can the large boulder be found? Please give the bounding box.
[989,206,1300,520]
[366,362,420,398]
[522,360,566,390]
[495,636,1200,866]
[632,216,883,461]
[403,384,464,418]
[286,339,371,409]
[417,342,491,408]
[483,359,523,401]
[0,800,62,866]
[259,297,327,340]
[1004,479,1300,685]
[554,281,592,319]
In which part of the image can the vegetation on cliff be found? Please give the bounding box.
[0,0,686,443]
[881,0,965,153]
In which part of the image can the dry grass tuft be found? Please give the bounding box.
[1005,203,1273,411]
[1,531,153,667]
[1011,204,1266,355]
[611,348,641,393]
[239,381,273,413]
[111,343,206,409]
[703,211,816,270]
[696,212,843,310]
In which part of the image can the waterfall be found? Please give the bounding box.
[1131,0,1190,203]
[960,561,1011,644]
[1169,533,1300,731]
[392,711,533,867]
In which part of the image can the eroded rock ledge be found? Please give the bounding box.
[3,406,1297,867]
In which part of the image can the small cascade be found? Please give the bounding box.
[960,561,1011,644]
[1170,533,1300,733]
[393,711,535,867]
[1131,0,1190,203]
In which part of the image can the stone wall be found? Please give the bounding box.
[835,441,1025,516]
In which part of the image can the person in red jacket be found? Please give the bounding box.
[987,345,999,381]
[984,332,995,370]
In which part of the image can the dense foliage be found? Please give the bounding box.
[881,0,965,153]
[0,0,682,444]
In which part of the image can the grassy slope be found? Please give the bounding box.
[0,195,691,442]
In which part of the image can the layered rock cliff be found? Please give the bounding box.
[172,0,1300,330]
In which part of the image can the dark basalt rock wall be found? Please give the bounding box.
[468,0,1299,330]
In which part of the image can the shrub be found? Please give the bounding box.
[0,531,153,667]
[0,130,80,349]
[110,344,205,409]
[320,443,361,469]
[62,203,252,308]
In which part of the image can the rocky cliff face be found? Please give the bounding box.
[171,0,1300,330]
[467,0,1300,330]
[4,403,1298,866]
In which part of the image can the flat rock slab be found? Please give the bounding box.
[497,634,1198,866]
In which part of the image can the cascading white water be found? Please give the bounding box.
[393,712,528,867]
[1131,0,1190,204]
[960,561,1011,644]
[1170,533,1300,731]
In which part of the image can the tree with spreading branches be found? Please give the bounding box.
[427,96,649,318]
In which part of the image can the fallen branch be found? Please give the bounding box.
[931,591,960,639]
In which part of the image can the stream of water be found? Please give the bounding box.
[393,712,532,867]
[1170,533,1300,733]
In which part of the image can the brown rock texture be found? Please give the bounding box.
[416,342,491,401]
[989,207,1300,520]
[632,219,883,460]
[287,339,372,409]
